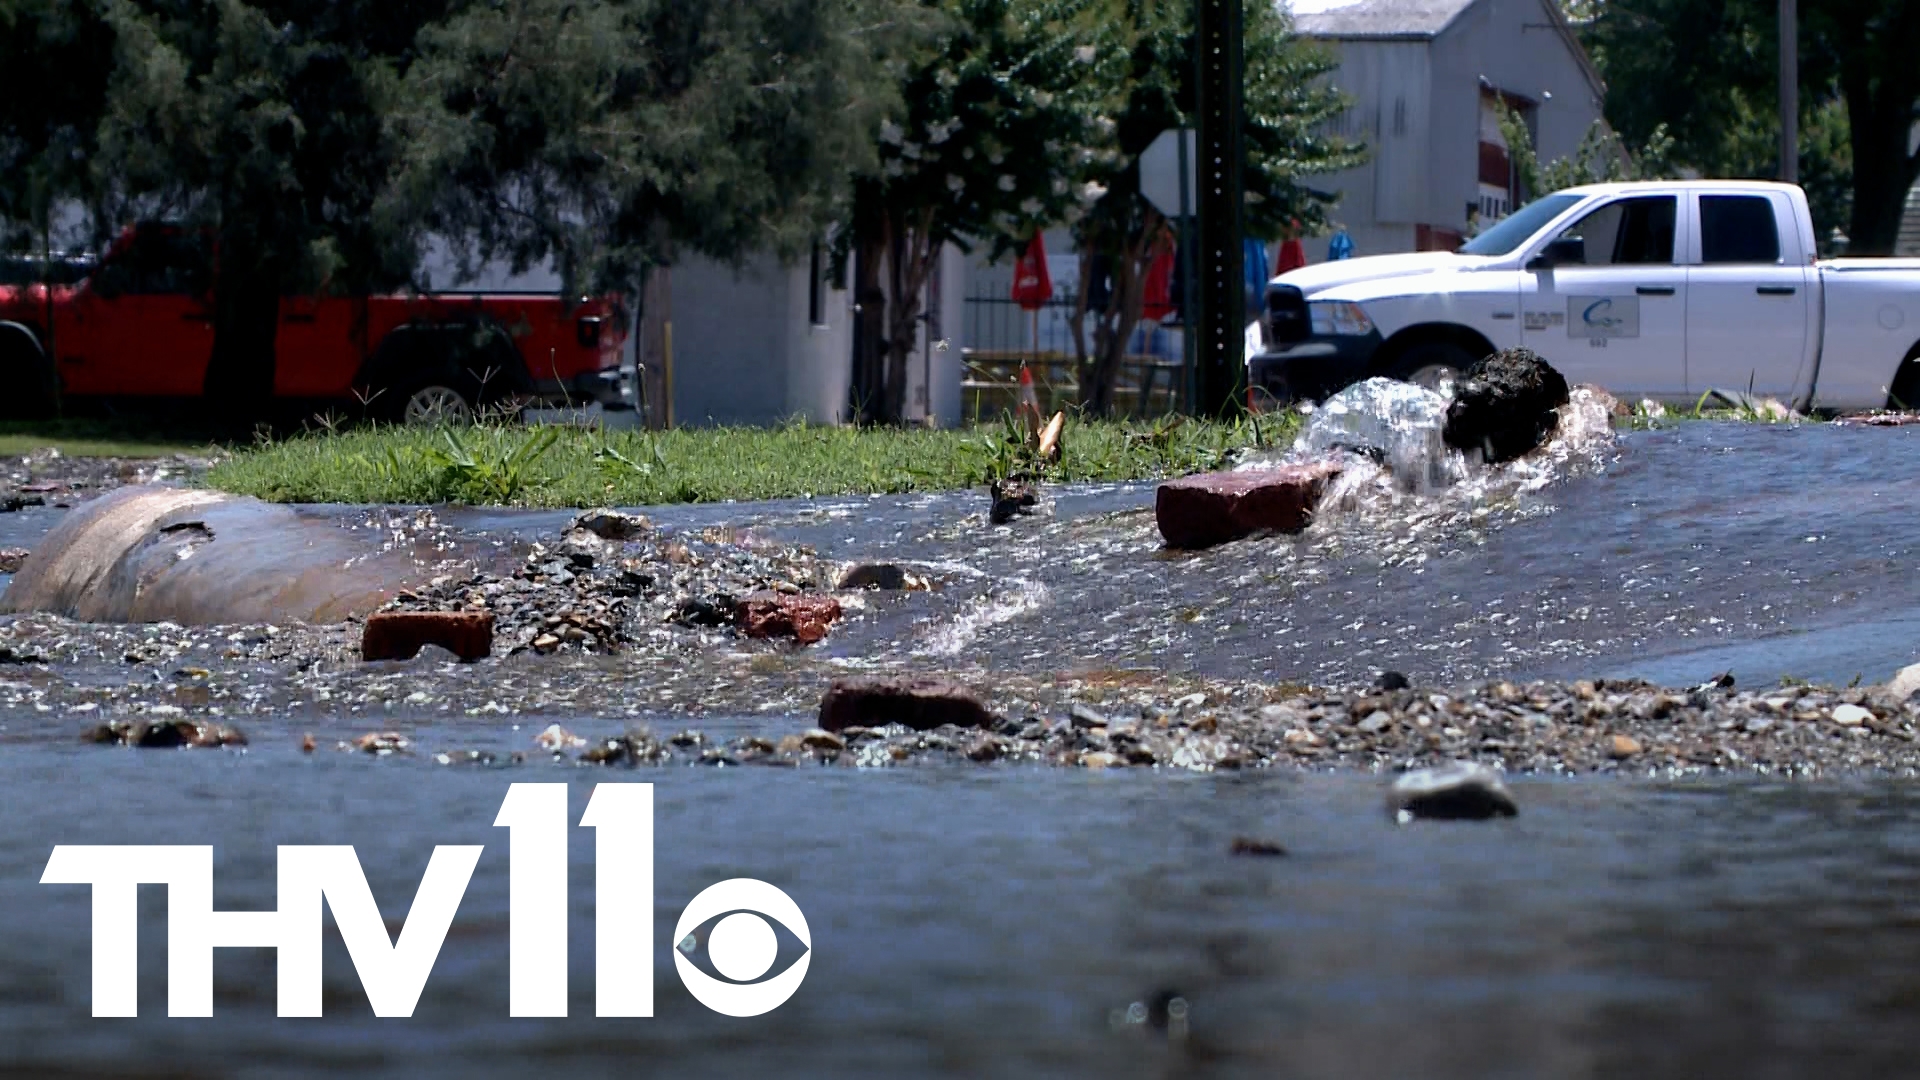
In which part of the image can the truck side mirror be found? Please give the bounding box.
[1527,237,1585,271]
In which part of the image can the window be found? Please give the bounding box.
[1700,195,1781,264]
[93,229,211,296]
[1551,195,1677,266]
[1458,192,1583,256]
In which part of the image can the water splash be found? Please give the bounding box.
[1283,377,1468,494]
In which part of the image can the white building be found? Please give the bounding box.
[1287,0,1610,261]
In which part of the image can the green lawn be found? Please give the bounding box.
[206,413,1303,507]
[0,419,224,460]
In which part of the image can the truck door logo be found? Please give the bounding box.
[1567,296,1640,339]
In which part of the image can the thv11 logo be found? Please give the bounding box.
[39,783,809,1018]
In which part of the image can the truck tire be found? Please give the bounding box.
[0,331,58,420]
[1388,342,1476,397]
[394,376,475,426]
[1888,349,1920,411]
[363,322,520,425]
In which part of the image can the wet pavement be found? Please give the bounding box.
[3,418,1920,1076]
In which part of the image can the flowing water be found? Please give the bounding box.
[4,409,1920,1077]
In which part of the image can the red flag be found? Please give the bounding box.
[1275,238,1307,276]
[1011,234,1053,311]
[1141,238,1176,322]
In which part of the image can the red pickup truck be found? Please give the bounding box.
[0,223,630,422]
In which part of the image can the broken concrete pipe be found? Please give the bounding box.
[0,484,462,626]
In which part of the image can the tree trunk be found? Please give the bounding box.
[1079,215,1167,417]
[851,223,888,425]
[880,208,936,425]
[202,228,282,432]
[1841,72,1920,256]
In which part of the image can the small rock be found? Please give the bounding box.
[535,723,586,751]
[1229,837,1288,857]
[1069,704,1109,729]
[1081,751,1124,769]
[989,477,1039,525]
[1885,662,1920,703]
[300,733,316,753]
[1358,710,1391,734]
[0,547,28,574]
[835,563,929,591]
[800,728,846,752]
[1373,670,1411,691]
[1387,763,1518,823]
[349,732,410,755]
[362,611,493,662]
[1608,733,1643,759]
[532,633,561,652]
[1832,703,1873,727]
[819,676,996,733]
[571,508,652,541]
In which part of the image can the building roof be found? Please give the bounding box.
[1284,0,1608,104]
[1285,0,1479,39]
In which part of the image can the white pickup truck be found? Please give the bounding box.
[1252,179,1920,412]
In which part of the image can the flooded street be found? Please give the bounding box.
[4,419,1920,1076]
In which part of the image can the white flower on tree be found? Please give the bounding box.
[997,174,1016,191]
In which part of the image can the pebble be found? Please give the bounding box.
[1832,704,1873,727]
[1387,763,1518,823]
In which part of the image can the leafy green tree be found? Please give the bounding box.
[1068,0,1358,416]
[842,0,1125,425]
[75,0,446,421]
[0,0,115,251]
[1582,0,1916,255]
[1493,100,1675,195]
[393,0,887,303]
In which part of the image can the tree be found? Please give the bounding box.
[78,0,446,423]
[842,0,1125,425]
[1493,101,1675,196]
[1067,0,1358,416]
[393,0,887,307]
[1582,0,1918,255]
[0,0,115,251]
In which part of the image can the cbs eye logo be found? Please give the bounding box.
[672,878,813,1016]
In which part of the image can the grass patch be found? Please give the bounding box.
[0,418,225,459]
[206,412,1303,508]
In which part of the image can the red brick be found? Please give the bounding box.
[737,592,843,645]
[819,677,996,733]
[1154,462,1342,550]
[361,610,494,662]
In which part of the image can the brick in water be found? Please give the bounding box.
[818,676,996,732]
[361,611,494,662]
[737,592,843,644]
[1154,462,1342,550]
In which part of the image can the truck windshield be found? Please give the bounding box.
[1458,193,1585,256]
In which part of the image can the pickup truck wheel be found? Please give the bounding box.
[0,335,57,419]
[1389,344,1474,398]
[399,383,474,426]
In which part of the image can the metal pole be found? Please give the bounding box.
[1779,0,1798,184]
[1177,129,1196,413]
[1194,0,1246,418]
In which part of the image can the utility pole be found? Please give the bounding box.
[1779,0,1797,183]
[1192,0,1246,418]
